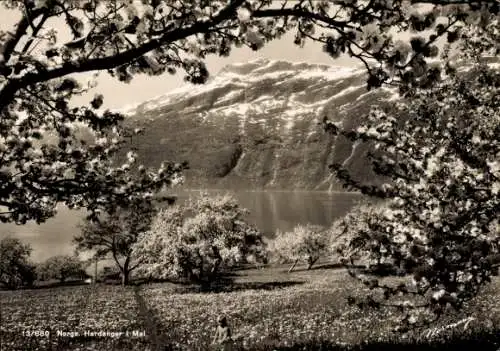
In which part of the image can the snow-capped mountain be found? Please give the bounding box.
[122,58,394,190]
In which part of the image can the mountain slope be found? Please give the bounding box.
[121,58,395,190]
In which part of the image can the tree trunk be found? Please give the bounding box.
[94,258,98,285]
[186,265,195,282]
[288,259,299,273]
[210,246,222,279]
[121,272,129,286]
[121,256,131,286]
[307,257,318,270]
[112,251,131,286]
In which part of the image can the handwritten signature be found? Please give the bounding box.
[423,317,475,339]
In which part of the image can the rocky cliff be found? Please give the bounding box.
[121,58,396,190]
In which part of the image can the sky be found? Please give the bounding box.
[0,4,362,110]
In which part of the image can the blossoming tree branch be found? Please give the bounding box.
[324,48,499,326]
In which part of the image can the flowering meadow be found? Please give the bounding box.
[0,285,150,350]
[140,266,500,350]
[0,265,499,350]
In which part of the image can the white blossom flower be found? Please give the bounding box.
[393,233,406,244]
[357,125,367,134]
[408,315,418,324]
[471,134,481,144]
[487,160,500,177]
[366,127,380,137]
[425,156,440,177]
[95,137,107,146]
[383,209,394,220]
[237,7,251,22]
[492,182,500,195]
[126,151,137,163]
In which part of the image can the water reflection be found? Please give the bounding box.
[183,190,363,235]
[0,205,84,262]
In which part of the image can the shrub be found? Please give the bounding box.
[36,255,87,283]
[133,194,267,284]
[0,237,36,289]
[270,224,328,271]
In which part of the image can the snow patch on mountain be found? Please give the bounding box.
[118,58,365,118]
[115,58,395,190]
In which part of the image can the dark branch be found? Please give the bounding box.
[0,7,46,64]
[253,8,351,29]
[0,0,245,109]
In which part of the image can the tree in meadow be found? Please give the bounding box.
[36,254,87,282]
[324,59,500,326]
[269,224,328,272]
[0,237,36,289]
[133,194,267,284]
[74,199,157,285]
[0,0,497,224]
[328,203,378,262]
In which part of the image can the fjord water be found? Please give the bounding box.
[178,190,363,235]
[0,191,362,262]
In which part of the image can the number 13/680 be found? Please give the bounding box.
[23,330,50,337]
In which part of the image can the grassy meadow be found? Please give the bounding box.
[1,263,499,350]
